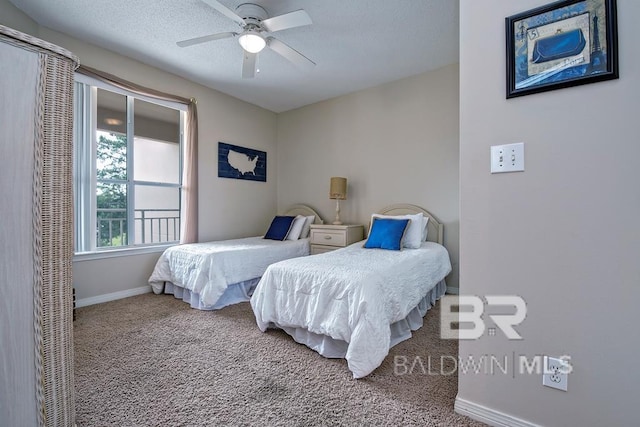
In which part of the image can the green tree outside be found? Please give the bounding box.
[96,131,127,246]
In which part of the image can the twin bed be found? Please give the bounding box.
[149,204,451,378]
[148,205,323,309]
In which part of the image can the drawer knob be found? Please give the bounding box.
[324,235,332,240]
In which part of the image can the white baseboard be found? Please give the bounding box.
[76,285,152,308]
[455,397,539,427]
[446,286,459,295]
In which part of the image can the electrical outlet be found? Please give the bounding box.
[542,356,569,391]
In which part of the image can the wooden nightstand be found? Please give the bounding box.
[309,224,364,255]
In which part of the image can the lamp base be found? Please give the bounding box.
[333,199,343,225]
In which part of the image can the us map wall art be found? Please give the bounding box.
[218,142,266,182]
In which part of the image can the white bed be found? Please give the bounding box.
[250,204,451,378]
[148,205,323,310]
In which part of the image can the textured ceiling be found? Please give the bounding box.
[9,0,459,113]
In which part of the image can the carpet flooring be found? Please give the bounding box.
[74,293,484,426]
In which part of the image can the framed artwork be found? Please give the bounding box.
[218,142,267,182]
[506,0,618,98]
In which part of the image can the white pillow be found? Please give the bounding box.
[422,216,429,241]
[286,215,306,240]
[371,212,424,249]
[299,215,315,238]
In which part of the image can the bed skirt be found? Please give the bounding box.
[164,278,260,310]
[276,279,447,359]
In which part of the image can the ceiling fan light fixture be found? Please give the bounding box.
[238,31,266,53]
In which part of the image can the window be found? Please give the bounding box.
[74,78,185,254]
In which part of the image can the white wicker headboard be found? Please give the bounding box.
[375,204,444,245]
[282,204,324,224]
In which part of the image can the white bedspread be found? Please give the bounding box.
[149,237,309,307]
[250,241,452,378]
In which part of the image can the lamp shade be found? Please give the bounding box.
[329,177,347,200]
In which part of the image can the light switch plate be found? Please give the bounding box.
[491,142,525,173]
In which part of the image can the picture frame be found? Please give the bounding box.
[506,0,618,98]
[218,142,267,182]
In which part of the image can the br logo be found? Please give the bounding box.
[440,295,527,340]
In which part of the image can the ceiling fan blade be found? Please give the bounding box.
[261,9,312,33]
[266,37,315,70]
[242,52,257,79]
[177,31,236,47]
[202,0,246,27]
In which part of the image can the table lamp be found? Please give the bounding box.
[329,177,347,225]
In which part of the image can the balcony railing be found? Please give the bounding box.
[97,208,180,247]
[136,208,181,244]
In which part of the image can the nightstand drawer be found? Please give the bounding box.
[310,245,337,255]
[310,230,346,247]
[309,224,364,255]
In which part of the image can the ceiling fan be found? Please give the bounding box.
[177,0,315,78]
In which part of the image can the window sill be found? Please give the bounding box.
[73,243,176,262]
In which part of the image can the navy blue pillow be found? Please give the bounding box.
[264,216,296,241]
[364,218,410,251]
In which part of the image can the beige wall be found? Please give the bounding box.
[73,253,161,300]
[277,64,460,290]
[0,0,37,34]
[459,0,640,425]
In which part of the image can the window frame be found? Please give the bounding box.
[73,74,186,259]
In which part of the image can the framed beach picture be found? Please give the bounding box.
[506,0,618,98]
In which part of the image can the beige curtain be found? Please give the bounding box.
[76,66,198,243]
[181,102,198,243]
